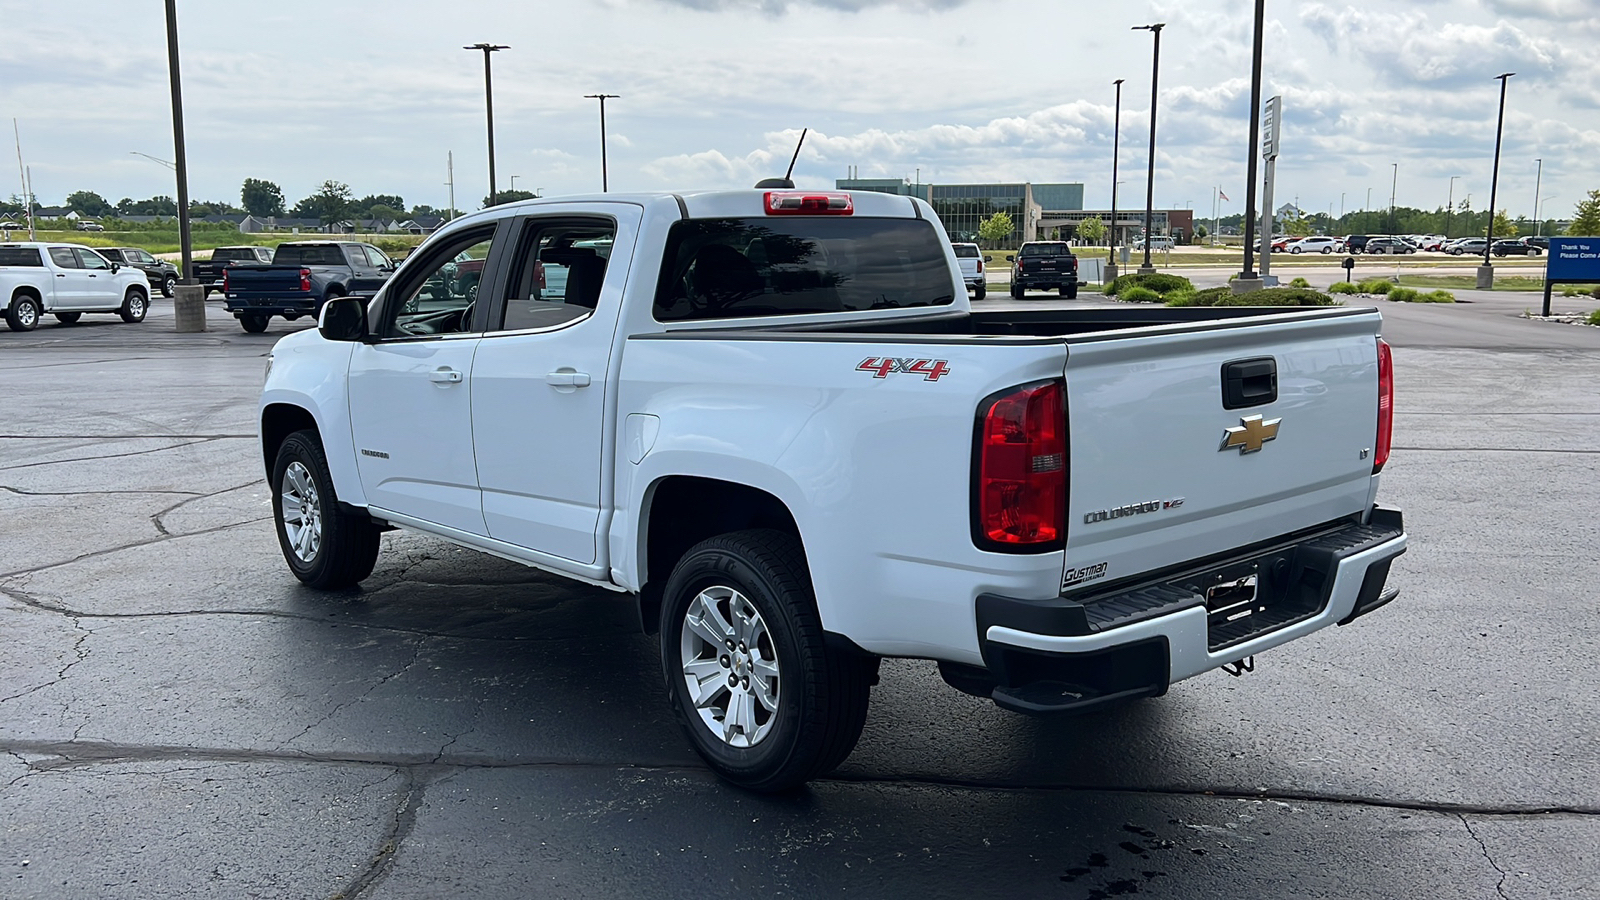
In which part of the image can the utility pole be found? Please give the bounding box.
[465,43,509,208]
[445,151,456,221]
[1479,72,1514,289]
[163,0,194,283]
[1132,23,1165,274]
[1235,0,1266,292]
[1107,78,1124,281]
[584,93,620,192]
[13,119,34,240]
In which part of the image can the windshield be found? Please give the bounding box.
[654,217,955,322]
[273,245,345,265]
[1020,243,1070,257]
[213,248,259,262]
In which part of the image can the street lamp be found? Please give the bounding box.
[1132,23,1165,274]
[1107,78,1125,281]
[163,0,194,284]
[130,151,176,171]
[1388,163,1398,235]
[1236,0,1266,289]
[1479,72,1514,288]
[1445,175,1460,238]
[1531,158,1542,236]
[584,93,620,192]
[1537,194,1556,236]
[464,43,509,207]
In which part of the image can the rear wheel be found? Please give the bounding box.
[54,312,82,325]
[6,294,41,332]
[660,529,873,792]
[973,283,986,300]
[1066,285,1079,299]
[1010,283,1023,299]
[271,430,381,589]
[1290,246,1302,254]
[119,289,148,323]
[240,314,270,333]
[161,275,176,298]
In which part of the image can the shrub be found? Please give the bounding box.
[1562,287,1583,297]
[1289,276,1311,288]
[1121,285,1162,303]
[1359,279,1393,295]
[1387,287,1420,303]
[1104,272,1194,296]
[1592,285,1600,300]
[1165,286,1230,307]
[1328,281,1358,295]
[1162,289,1196,306]
[1421,289,1456,303]
[1590,309,1600,326]
[1170,286,1336,307]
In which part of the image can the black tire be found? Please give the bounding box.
[54,311,82,325]
[1321,246,1332,254]
[119,289,148,323]
[240,314,270,333]
[1066,285,1079,299]
[1290,246,1302,254]
[1010,283,1023,299]
[659,529,873,792]
[974,284,986,300]
[6,294,41,332]
[271,429,381,590]
[161,275,176,298]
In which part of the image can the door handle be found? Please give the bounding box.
[545,370,591,388]
[429,367,463,384]
[56,273,65,278]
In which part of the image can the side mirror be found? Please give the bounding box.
[1005,255,1015,262]
[319,296,368,342]
[110,262,120,272]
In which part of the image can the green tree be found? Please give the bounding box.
[115,196,178,216]
[291,180,355,222]
[367,204,406,222]
[1195,223,1208,242]
[1076,216,1106,245]
[1487,209,1516,239]
[977,211,1014,247]
[482,190,538,208]
[66,190,112,217]
[240,178,285,217]
[409,204,439,218]
[1566,190,1600,236]
[356,194,405,216]
[1282,213,1313,237]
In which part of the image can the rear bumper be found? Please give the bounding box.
[959,507,1406,714]
[224,295,320,316]
[1014,273,1078,289]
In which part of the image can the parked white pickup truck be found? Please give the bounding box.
[259,188,1405,790]
[2,242,151,331]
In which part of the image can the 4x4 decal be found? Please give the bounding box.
[857,357,951,381]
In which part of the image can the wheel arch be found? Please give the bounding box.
[260,403,320,478]
[10,285,42,308]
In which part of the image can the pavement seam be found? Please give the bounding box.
[0,738,1595,819]
[0,436,225,472]
[330,766,435,900]
[1,485,208,497]
[1459,814,1513,900]
[0,515,270,581]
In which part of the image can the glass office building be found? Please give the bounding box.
[835,179,1085,245]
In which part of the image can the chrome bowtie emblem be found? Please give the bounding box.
[1220,414,1281,454]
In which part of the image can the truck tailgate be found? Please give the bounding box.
[1061,309,1383,591]
[225,266,308,293]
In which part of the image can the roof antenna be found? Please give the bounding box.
[755,128,807,189]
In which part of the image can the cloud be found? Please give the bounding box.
[646,0,968,11]
[1300,4,1562,85]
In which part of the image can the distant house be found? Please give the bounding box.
[34,206,74,220]
[239,215,324,234]
[1276,202,1306,220]
[198,213,248,226]
[401,215,445,234]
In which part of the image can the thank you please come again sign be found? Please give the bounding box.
[1549,237,1600,281]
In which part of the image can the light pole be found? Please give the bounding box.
[130,151,176,171]
[1236,0,1266,290]
[509,174,521,194]
[1388,163,1398,235]
[163,0,194,284]
[1479,72,1514,288]
[1133,23,1165,274]
[584,93,620,192]
[1445,175,1460,238]
[464,43,509,208]
[1107,78,1124,281]
[1537,195,1555,236]
[1531,158,1542,236]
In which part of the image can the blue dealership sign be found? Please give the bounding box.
[1548,237,1600,281]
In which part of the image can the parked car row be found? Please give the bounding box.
[1265,233,1549,257]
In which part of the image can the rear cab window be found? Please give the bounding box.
[1019,243,1071,257]
[273,245,345,266]
[654,217,955,322]
[0,247,44,266]
[952,244,980,258]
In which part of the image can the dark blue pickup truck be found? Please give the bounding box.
[223,241,395,333]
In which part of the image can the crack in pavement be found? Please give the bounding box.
[333,766,436,900]
[0,737,1596,819]
[149,480,262,538]
[0,613,92,704]
[0,437,230,472]
[1459,814,1514,900]
[280,639,428,751]
[1,485,207,497]
[0,433,254,440]
[0,515,270,581]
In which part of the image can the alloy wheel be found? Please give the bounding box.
[280,461,323,562]
[679,585,780,748]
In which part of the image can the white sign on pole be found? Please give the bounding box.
[1261,95,1282,161]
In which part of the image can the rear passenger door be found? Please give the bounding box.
[469,209,639,564]
[46,247,91,309]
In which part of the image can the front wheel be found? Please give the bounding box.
[660,529,873,792]
[161,275,176,298]
[271,430,380,589]
[240,314,270,333]
[119,290,148,323]
[1290,246,1302,254]
[54,311,82,325]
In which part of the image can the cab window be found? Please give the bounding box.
[380,226,497,339]
[75,248,110,270]
[48,247,80,268]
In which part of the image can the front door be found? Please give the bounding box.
[74,248,120,308]
[470,210,636,564]
[347,223,502,535]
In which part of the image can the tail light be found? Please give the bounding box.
[222,270,229,292]
[299,268,312,292]
[974,381,1067,550]
[764,191,853,215]
[1374,339,1393,472]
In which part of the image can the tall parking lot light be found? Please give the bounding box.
[1106,78,1125,282]
[1479,73,1514,289]
[1388,163,1398,235]
[1531,158,1542,237]
[1235,0,1266,291]
[465,43,509,207]
[1446,176,1460,238]
[1132,23,1164,274]
[584,94,620,192]
[163,0,194,284]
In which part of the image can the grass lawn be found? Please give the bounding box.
[980,247,1548,271]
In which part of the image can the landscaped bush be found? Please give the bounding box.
[1328,281,1358,295]
[1104,272,1194,296]
[1358,279,1393,295]
[1120,285,1162,303]
[1589,309,1600,325]
[1167,286,1337,307]
[1165,286,1230,307]
[1387,287,1420,303]
[1421,289,1457,303]
[1289,276,1311,288]
[1592,285,1600,300]
[1562,287,1584,297]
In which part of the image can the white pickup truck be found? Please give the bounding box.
[2,242,151,331]
[259,188,1405,791]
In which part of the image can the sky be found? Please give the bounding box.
[1,0,1595,223]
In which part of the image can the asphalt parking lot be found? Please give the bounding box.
[3,289,1598,898]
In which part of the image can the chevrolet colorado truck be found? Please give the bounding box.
[258,188,1406,791]
[224,241,394,333]
[2,242,150,331]
[193,245,273,297]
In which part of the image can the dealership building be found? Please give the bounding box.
[835,177,1194,246]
